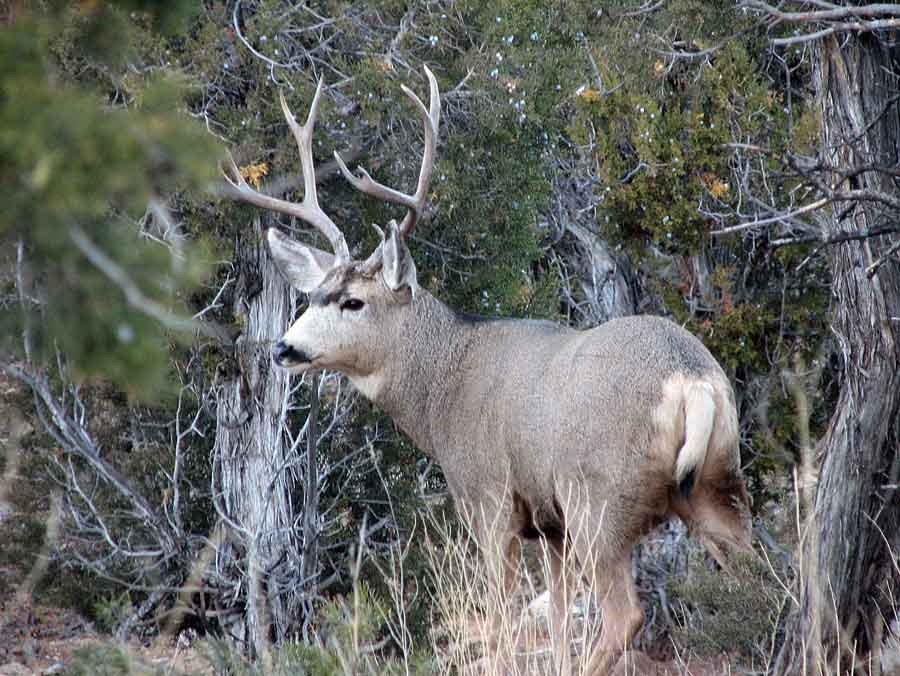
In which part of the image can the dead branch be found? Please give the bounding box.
[744,1,900,45]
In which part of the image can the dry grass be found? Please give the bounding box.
[3,481,899,675]
[411,492,712,676]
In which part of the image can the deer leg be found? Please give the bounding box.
[546,535,573,676]
[464,498,523,658]
[582,558,644,676]
[468,528,521,676]
[484,531,522,649]
[559,483,643,676]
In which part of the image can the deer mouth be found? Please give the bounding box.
[273,341,312,368]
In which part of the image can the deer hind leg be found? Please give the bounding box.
[579,557,644,676]
[544,534,573,675]
[563,491,644,676]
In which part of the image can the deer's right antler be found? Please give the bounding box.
[334,66,440,239]
[223,78,351,262]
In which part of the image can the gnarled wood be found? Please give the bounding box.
[212,216,301,652]
[775,31,900,675]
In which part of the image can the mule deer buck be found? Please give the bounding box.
[224,67,752,675]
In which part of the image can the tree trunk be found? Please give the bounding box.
[565,221,637,325]
[775,32,900,675]
[212,216,308,652]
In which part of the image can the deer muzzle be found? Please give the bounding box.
[273,340,310,368]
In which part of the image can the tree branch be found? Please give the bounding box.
[743,1,900,45]
[70,225,228,341]
[710,198,829,235]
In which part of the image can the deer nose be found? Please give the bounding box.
[273,340,308,366]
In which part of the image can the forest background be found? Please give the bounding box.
[1,1,899,674]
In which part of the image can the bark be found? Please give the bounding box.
[299,372,320,631]
[775,32,900,675]
[546,166,637,327]
[565,221,637,325]
[212,216,306,651]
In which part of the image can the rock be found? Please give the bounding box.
[525,590,550,623]
[42,663,66,675]
[883,621,900,676]
[0,662,31,676]
[0,502,14,524]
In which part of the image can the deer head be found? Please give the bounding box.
[223,68,440,378]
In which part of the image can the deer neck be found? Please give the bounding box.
[348,289,473,455]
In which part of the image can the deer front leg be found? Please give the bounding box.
[466,498,526,676]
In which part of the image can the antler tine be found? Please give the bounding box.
[222,79,350,262]
[334,65,441,239]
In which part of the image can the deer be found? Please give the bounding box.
[223,67,752,675]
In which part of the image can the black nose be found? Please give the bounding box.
[273,340,308,366]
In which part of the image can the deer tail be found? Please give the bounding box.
[675,381,716,498]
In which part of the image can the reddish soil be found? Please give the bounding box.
[0,594,93,674]
[0,594,211,676]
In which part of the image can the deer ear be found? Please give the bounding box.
[381,221,417,297]
[267,228,334,292]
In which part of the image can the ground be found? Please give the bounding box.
[0,593,211,676]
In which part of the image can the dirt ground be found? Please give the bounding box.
[0,589,740,676]
[0,593,212,676]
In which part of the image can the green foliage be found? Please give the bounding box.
[695,302,776,375]
[94,593,134,634]
[69,645,139,676]
[0,516,45,591]
[670,552,782,666]
[0,4,223,398]
[572,40,787,256]
[33,563,110,622]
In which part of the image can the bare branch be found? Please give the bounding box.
[866,238,900,277]
[232,0,292,71]
[70,225,228,341]
[770,223,900,247]
[616,1,665,19]
[743,1,900,45]
[1,362,167,532]
[710,198,829,236]
[744,1,900,24]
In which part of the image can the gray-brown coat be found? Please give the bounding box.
[224,67,752,676]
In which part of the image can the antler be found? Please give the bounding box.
[334,65,440,238]
[223,79,351,262]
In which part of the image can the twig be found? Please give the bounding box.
[70,225,227,341]
[771,223,900,248]
[233,0,292,71]
[710,198,828,235]
[866,238,900,278]
[743,1,900,45]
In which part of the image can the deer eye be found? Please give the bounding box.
[340,298,365,312]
